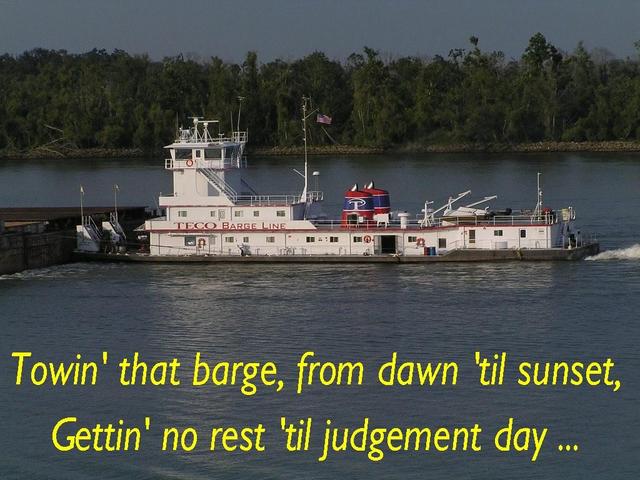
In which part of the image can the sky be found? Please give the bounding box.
[0,0,638,63]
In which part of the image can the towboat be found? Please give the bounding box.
[75,103,599,263]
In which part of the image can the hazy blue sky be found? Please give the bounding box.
[1,0,638,62]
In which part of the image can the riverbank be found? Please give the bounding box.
[2,141,640,159]
[398,141,640,154]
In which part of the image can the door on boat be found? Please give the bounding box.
[468,229,476,247]
[379,235,397,254]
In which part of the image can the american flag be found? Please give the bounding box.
[316,114,332,125]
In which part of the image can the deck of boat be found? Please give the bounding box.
[73,243,599,263]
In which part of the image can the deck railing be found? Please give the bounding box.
[175,130,247,145]
[311,214,558,230]
[234,191,323,206]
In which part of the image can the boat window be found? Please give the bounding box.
[175,150,192,160]
[494,230,503,236]
[184,236,196,247]
[178,210,187,217]
[277,210,286,217]
[408,236,417,242]
[306,237,315,243]
[253,210,260,217]
[218,209,226,219]
[243,236,249,243]
[225,237,234,243]
[205,149,221,159]
[520,229,527,238]
[225,146,237,159]
[330,237,339,243]
[353,236,362,243]
[266,236,275,243]
[210,210,216,217]
[234,210,243,217]
[195,150,201,158]
[438,238,447,248]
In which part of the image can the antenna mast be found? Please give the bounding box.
[301,96,319,208]
[534,172,543,218]
[301,97,309,203]
[300,97,318,219]
[236,96,245,138]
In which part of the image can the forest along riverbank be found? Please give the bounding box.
[3,141,640,160]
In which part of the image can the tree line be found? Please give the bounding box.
[1,33,640,152]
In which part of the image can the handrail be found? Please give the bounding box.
[174,130,247,145]
[109,212,126,240]
[198,162,238,201]
[310,215,556,230]
[232,191,323,206]
[82,215,102,240]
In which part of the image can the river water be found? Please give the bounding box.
[0,153,639,479]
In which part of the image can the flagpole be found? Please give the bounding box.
[80,185,84,223]
[321,125,337,144]
[114,184,119,223]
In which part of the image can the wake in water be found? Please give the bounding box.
[586,244,640,261]
[0,262,109,281]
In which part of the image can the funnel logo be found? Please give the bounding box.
[348,198,367,210]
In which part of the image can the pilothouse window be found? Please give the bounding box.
[205,149,221,159]
[224,146,237,159]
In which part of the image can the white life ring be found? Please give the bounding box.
[416,238,426,247]
[363,235,372,244]
[186,159,194,167]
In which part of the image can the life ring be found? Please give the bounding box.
[186,159,194,167]
[363,235,372,244]
[197,238,206,248]
[416,238,425,247]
